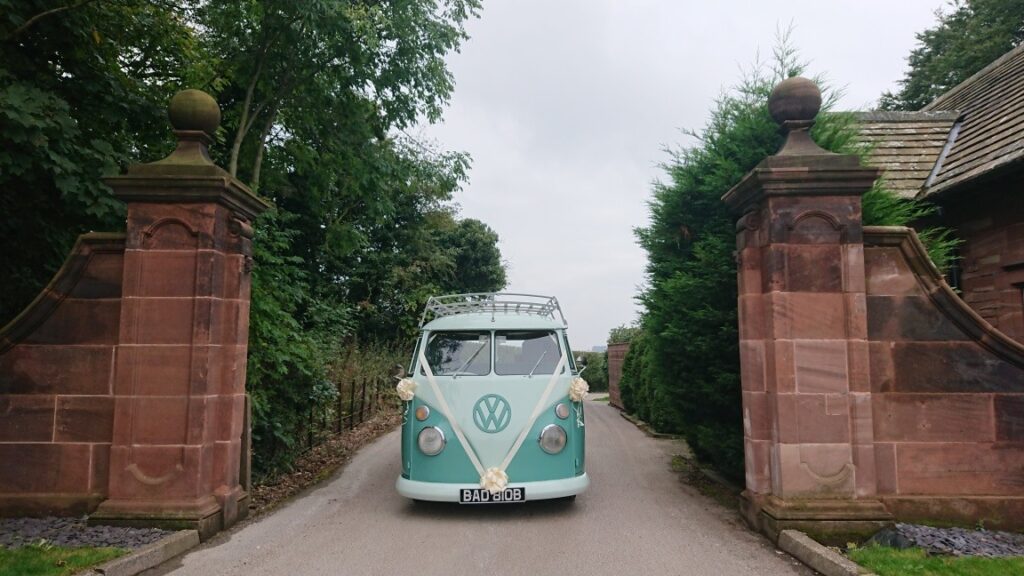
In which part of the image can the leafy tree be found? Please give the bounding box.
[0,0,199,322]
[573,351,608,392]
[1,0,505,477]
[880,0,1024,110]
[442,218,507,294]
[607,323,641,344]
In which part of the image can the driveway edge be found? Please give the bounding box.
[81,529,199,576]
[778,530,875,576]
[618,410,682,440]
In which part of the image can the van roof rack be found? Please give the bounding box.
[420,293,567,327]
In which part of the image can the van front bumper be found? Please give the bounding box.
[396,473,589,502]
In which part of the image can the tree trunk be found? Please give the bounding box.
[250,107,278,191]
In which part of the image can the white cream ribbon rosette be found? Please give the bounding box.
[568,377,589,403]
[479,467,509,493]
[395,378,417,401]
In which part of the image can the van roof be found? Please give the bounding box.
[423,312,565,332]
[419,293,567,328]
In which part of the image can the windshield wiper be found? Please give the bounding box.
[528,350,548,378]
[452,342,486,379]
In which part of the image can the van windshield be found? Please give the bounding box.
[495,331,561,375]
[424,331,490,376]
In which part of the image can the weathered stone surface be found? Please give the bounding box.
[864,246,920,296]
[0,444,92,493]
[0,346,114,395]
[873,393,995,443]
[896,443,1024,495]
[739,340,765,391]
[121,250,198,298]
[120,297,196,345]
[867,295,966,341]
[891,342,1022,393]
[796,394,851,444]
[794,340,848,393]
[120,396,189,446]
[742,391,771,440]
[784,245,843,293]
[883,496,1024,532]
[775,443,855,497]
[873,442,898,495]
[744,438,772,494]
[0,395,55,442]
[114,345,192,396]
[24,299,121,345]
[68,252,124,299]
[739,295,766,340]
[995,394,1024,441]
[769,292,848,340]
[55,396,114,443]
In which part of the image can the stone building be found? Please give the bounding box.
[857,43,1024,342]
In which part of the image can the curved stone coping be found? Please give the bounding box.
[864,226,1024,368]
[0,232,126,354]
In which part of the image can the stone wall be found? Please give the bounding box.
[864,227,1024,526]
[0,234,125,515]
[606,342,629,409]
[0,90,268,540]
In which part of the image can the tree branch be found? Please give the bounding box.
[8,0,102,39]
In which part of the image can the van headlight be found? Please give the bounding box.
[418,426,445,456]
[554,403,569,419]
[538,424,566,454]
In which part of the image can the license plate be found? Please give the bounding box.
[459,487,526,504]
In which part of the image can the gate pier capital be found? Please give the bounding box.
[723,77,892,542]
[89,90,270,538]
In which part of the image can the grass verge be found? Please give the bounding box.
[0,544,126,576]
[847,546,1024,576]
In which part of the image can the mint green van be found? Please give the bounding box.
[395,293,589,503]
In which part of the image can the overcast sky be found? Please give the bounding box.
[424,0,947,350]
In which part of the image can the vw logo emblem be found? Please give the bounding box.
[473,394,511,433]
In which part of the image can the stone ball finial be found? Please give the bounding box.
[168,89,221,135]
[768,77,821,125]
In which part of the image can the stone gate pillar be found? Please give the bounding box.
[90,90,270,538]
[722,78,892,542]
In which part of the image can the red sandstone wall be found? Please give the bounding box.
[942,181,1024,343]
[0,234,125,515]
[865,227,1024,526]
[606,342,628,409]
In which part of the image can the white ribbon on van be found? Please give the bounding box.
[417,349,567,494]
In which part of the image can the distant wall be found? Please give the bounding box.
[0,234,125,515]
[864,227,1024,526]
[606,342,629,409]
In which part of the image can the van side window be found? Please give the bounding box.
[495,331,561,375]
[563,333,578,374]
[424,331,491,376]
[408,334,422,376]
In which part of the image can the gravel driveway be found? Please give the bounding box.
[146,401,811,576]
